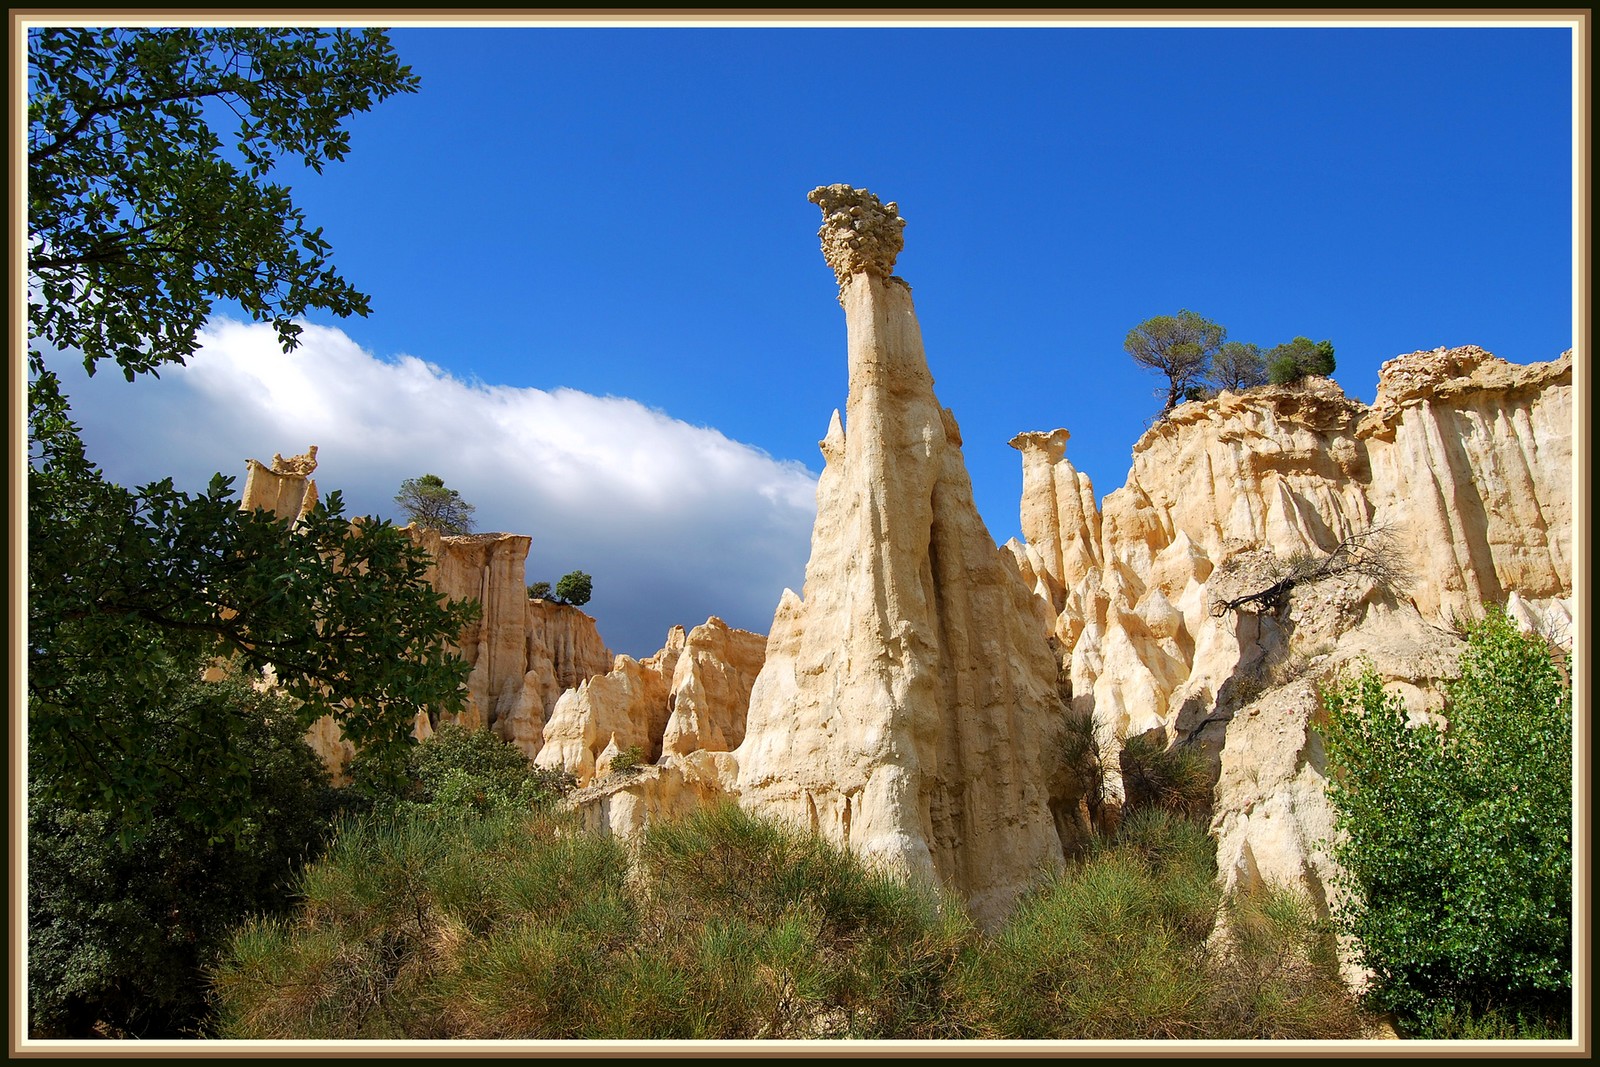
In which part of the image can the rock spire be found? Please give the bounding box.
[734,187,1076,927]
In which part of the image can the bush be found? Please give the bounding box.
[954,809,1359,1039]
[211,802,964,1040]
[212,806,631,1039]
[210,805,1362,1040]
[554,570,593,607]
[29,667,335,1037]
[347,722,574,817]
[1318,607,1572,1037]
[1118,733,1212,820]
[1265,336,1336,385]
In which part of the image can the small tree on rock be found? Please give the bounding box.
[1266,337,1336,385]
[1211,341,1268,392]
[1125,310,1228,417]
[394,473,475,534]
[554,570,593,607]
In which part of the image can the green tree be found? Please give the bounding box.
[28,375,478,834]
[1210,340,1268,392]
[28,664,335,1037]
[26,25,456,829]
[1124,310,1228,416]
[1318,608,1571,1036]
[1265,337,1336,385]
[28,27,418,380]
[555,570,594,607]
[394,472,477,534]
[347,722,575,818]
[527,581,553,600]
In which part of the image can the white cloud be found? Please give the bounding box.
[56,319,819,657]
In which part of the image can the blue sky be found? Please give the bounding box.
[55,21,1576,656]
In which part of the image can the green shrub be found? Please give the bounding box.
[212,806,632,1039]
[1265,337,1336,385]
[347,722,573,817]
[1118,733,1212,819]
[212,802,963,1040]
[1318,607,1572,1037]
[28,667,334,1037]
[606,743,646,777]
[955,810,1359,1039]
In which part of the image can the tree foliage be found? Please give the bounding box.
[555,570,594,608]
[28,665,335,1038]
[346,722,575,818]
[27,26,418,380]
[1266,336,1336,385]
[1211,340,1268,392]
[1318,608,1572,1036]
[394,472,476,534]
[1124,309,1227,416]
[29,373,477,836]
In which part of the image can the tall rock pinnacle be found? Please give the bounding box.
[734,187,1077,926]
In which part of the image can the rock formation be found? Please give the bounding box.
[240,444,319,522]
[535,616,766,787]
[732,186,1076,928]
[235,452,613,777]
[1005,345,1573,968]
[401,527,613,756]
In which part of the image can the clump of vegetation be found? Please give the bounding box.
[1060,715,1211,830]
[1117,733,1212,820]
[212,795,1361,1040]
[212,803,966,1039]
[1318,607,1572,1038]
[1266,336,1337,385]
[605,744,647,777]
[952,810,1360,1039]
[527,569,594,607]
[1124,311,1337,417]
[347,722,575,818]
[28,664,336,1038]
[394,473,476,534]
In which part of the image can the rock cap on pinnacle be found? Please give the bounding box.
[808,184,907,294]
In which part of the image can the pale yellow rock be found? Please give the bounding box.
[660,617,767,756]
[1008,346,1571,982]
[1012,346,1572,755]
[534,616,766,792]
[235,451,614,774]
[240,445,319,523]
[734,187,1076,929]
[535,629,684,786]
[568,754,740,840]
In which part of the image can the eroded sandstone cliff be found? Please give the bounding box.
[535,616,765,788]
[1005,345,1573,972]
[237,451,614,777]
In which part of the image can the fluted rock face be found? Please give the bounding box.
[235,453,614,774]
[661,617,768,757]
[1008,345,1572,966]
[535,617,766,790]
[239,445,319,522]
[501,598,618,756]
[734,187,1074,928]
[400,529,613,757]
[536,627,685,786]
[406,528,538,737]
